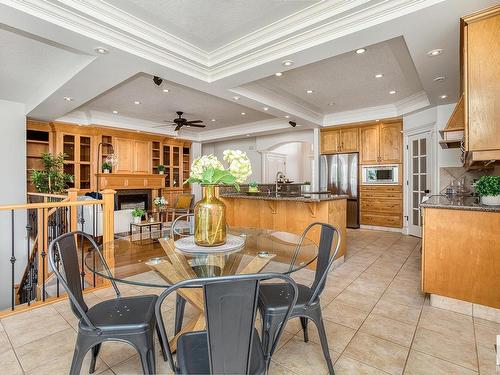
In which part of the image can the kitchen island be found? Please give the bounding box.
[220,193,348,267]
[420,196,500,314]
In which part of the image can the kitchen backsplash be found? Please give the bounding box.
[440,166,500,195]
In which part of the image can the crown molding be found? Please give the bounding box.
[395,90,430,114]
[197,119,292,143]
[2,0,446,82]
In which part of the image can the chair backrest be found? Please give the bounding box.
[175,194,194,210]
[156,273,298,374]
[48,231,120,331]
[294,222,341,305]
[170,213,194,237]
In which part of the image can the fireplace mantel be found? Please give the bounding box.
[96,173,165,190]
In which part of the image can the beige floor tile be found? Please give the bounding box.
[371,299,421,326]
[273,337,340,375]
[0,349,23,375]
[334,290,379,312]
[344,331,408,375]
[269,361,300,375]
[474,317,500,350]
[1,305,70,347]
[404,350,477,375]
[0,322,12,354]
[379,288,425,309]
[412,327,478,371]
[476,343,500,375]
[360,313,416,347]
[110,344,174,375]
[99,341,140,368]
[322,300,369,329]
[419,306,475,343]
[335,355,391,375]
[305,319,356,353]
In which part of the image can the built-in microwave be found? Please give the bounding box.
[362,165,399,185]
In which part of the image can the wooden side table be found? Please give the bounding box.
[130,221,164,244]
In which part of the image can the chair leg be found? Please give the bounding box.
[89,342,102,374]
[300,317,309,343]
[310,310,335,375]
[133,331,156,375]
[70,334,94,375]
[155,324,168,362]
[261,313,283,359]
[174,294,186,335]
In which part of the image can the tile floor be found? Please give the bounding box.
[1,229,499,375]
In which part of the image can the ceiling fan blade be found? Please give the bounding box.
[189,124,206,128]
[174,124,183,131]
[185,120,203,124]
[153,124,169,128]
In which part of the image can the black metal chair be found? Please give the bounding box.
[48,231,165,375]
[258,222,341,375]
[156,273,298,374]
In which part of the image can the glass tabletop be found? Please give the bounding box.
[84,227,318,288]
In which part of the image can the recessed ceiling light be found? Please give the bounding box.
[285,115,290,119]
[433,76,446,82]
[233,96,240,101]
[162,88,169,93]
[63,96,73,102]
[134,100,141,104]
[328,101,335,106]
[440,94,448,99]
[136,130,141,133]
[246,134,250,137]
[376,119,380,122]
[263,107,269,111]
[375,73,384,78]
[241,112,246,115]
[112,110,118,114]
[94,47,108,54]
[427,48,443,56]
[275,72,283,77]
[306,90,313,94]
[282,59,294,67]
[211,118,216,122]
[389,90,397,95]
[356,48,366,54]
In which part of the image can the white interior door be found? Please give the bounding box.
[408,133,432,237]
[264,153,286,183]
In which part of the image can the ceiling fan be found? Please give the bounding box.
[156,111,206,131]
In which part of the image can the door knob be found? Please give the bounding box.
[424,189,430,194]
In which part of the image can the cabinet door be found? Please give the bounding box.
[114,138,134,173]
[134,140,152,173]
[360,125,379,164]
[467,13,500,151]
[340,128,359,152]
[379,122,402,163]
[321,130,339,154]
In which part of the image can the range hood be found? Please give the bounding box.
[439,95,464,149]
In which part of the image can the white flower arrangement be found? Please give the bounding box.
[186,150,252,190]
[153,196,167,208]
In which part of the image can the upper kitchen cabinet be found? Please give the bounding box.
[461,5,500,162]
[360,121,402,164]
[320,127,358,154]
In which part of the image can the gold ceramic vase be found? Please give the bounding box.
[194,185,227,246]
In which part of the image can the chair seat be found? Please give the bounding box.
[177,329,266,375]
[80,295,157,334]
[258,283,319,315]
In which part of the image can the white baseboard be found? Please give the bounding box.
[430,294,500,324]
[359,224,404,233]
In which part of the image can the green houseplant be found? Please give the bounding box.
[248,181,259,193]
[157,164,166,175]
[102,161,112,173]
[301,181,311,197]
[131,208,146,224]
[31,152,73,194]
[474,175,500,206]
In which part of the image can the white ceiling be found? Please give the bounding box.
[104,0,320,51]
[78,74,273,130]
[246,37,423,114]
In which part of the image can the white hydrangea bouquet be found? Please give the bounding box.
[153,196,167,208]
[185,150,252,190]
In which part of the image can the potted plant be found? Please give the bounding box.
[157,164,166,175]
[153,196,167,209]
[31,152,73,194]
[131,208,146,224]
[301,181,311,197]
[185,150,252,246]
[102,161,112,173]
[474,175,500,206]
[248,181,259,193]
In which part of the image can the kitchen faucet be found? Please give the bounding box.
[275,171,285,197]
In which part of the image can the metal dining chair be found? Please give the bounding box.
[48,231,165,375]
[156,273,298,374]
[257,222,341,375]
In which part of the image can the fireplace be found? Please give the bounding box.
[116,189,151,211]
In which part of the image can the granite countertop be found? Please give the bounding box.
[420,195,500,212]
[220,193,348,203]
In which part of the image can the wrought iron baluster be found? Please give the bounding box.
[10,210,16,310]
[41,208,46,302]
[79,207,85,290]
[25,220,31,306]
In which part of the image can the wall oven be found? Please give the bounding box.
[361,165,399,185]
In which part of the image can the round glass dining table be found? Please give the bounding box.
[84,226,318,289]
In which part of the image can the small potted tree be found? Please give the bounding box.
[131,208,146,224]
[474,175,500,206]
[31,152,73,193]
[102,161,112,174]
[157,164,166,175]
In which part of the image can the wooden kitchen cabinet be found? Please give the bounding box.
[320,127,358,154]
[114,138,152,173]
[134,140,152,173]
[379,122,402,163]
[359,125,379,164]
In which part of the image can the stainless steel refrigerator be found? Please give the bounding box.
[320,153,359,228]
